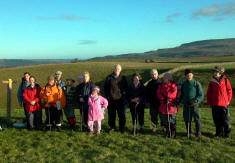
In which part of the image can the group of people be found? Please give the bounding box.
[15,64,232,138]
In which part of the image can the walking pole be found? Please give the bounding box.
[48,107,51,131]
[134,102,139,136]
[187,107,191,139]
[166,99,171,138]
[80,103,84,132]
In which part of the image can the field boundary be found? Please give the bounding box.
[145,61,235,85]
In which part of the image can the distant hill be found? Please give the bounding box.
[90,38,235,60]
[0,59,73,68]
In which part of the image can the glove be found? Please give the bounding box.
[189,100,196,105]
[164,98,168,104]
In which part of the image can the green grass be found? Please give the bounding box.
[0,107,235,162]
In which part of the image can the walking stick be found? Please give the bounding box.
[134,102,139,136]
[80,103,84,132]
[48,107,51,131]
[187,107,191,139]
[166,99,171,138]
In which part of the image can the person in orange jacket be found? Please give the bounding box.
[40,75,66,131]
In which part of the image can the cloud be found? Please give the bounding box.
[78,40,97,45]
[36,14,89,21]
[191,2,235,20]
[165,13,182,23]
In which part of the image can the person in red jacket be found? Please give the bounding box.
[207,66,232,138]
[157,73,178,138]
[23,76,42,130]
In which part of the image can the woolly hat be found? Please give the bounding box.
[77,75,84,80]
[66,77,75,83]
[214,66,225,74]
[47,75,55,81]
[92,86,100,93]
[185,69,193,76]
[55,71,62,75]
[163,73,173,81]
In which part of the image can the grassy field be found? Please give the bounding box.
[0,59,235,162]
[0,107,235,163]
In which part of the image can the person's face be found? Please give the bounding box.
[133,76,139,84]
[24,73,30,81]
[56,74,62,80]
[186,73,194,81]
[66,80,74,86]
[114,66,121,75]
[214,71,221,78]
[92,90,98,96]
[78,78,84,84]
[163,77,169,83]
[48,80,55,86]
[151,72,158,80]
[29,77,35,85]
[84,74,90,83]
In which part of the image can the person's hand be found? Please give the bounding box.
[46,92,51,97]
[80,98,85,103]
[164,98,168,104]
[135,98,140,104]
[189,100,196,105]
[30,100,36,105]
[19,102,23,107]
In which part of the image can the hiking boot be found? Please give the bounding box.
[139,128,145,134]
[195,122,202,137]
[89,131,94,136]
[152,127,157,133]
[56,126,62,132]
[109,128,115,133]
[171,129,176,138]
[120,128,125,134]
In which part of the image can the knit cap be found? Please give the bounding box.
[47,75,55,81]
[92,86,100,93]
[185,69,193,76]
[163,73,173,81]
[214,66,225,74]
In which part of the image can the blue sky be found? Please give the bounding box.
[0,0,235,59]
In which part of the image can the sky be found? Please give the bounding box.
[0,0,235,59]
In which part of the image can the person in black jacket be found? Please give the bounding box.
[146,69,161,133]
[104,64,128,133]
[76,71,95,131]
[128,73,145,134]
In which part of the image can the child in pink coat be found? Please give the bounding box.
[88,86,108,135]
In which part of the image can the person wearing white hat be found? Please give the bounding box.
[55,71,65,88]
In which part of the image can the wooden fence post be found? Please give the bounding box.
[2,79,14,125]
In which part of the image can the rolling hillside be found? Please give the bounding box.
[90,38,235,60]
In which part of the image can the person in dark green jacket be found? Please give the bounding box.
[181,69,204,137]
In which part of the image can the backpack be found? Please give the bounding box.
[177,80,199,103]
